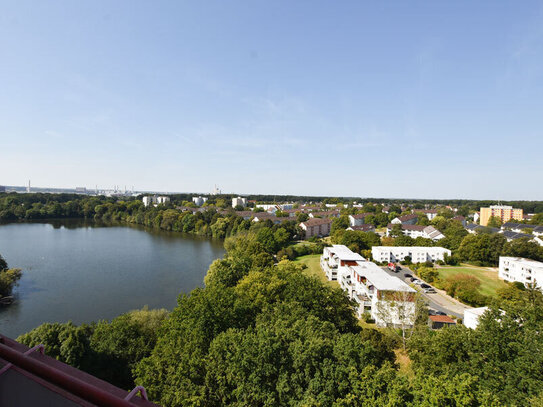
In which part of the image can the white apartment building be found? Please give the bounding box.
[192,196,208,206]
[372,246,451,264]
[157,196,170,205]
[499,257,543,289]
[464,307,488,329]
[232,197,248,208]
[348,261,416,327]
[321,246,416,327]
[142,196,155,207]
[386,224,445,241]
[321,245,365,282]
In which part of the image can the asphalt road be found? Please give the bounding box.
[380,266,471,318]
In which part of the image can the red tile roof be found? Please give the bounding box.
[429,315,456,324]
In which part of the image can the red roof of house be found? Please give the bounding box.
[429,315,456,324]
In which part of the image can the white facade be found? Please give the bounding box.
[142,196,157,207]
[321,245,365,282]
[321,245,416,327]
[348,214,370,227]
[386,225,444,241]
[348,261,416,327]
[157,196,170,205]
[464,307,488,329]
[192,196,208,206]
[499,257,543,289]
[372,246,451,264]
[232,197,248,208]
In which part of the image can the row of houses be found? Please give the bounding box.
[321,245,416,327]
[465,222,543,246]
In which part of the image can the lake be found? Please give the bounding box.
[0,220,225,338]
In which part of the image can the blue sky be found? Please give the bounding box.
[1,1,542,199]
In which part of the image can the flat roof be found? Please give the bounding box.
[464,306,488,316]
[501,257,543,267]
[351,262,415,292]
[372,246,449,251]
[328,245,365,261]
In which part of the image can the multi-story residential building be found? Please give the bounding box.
[386,224,444,241]
[321,245,417,327]
[142,195,157,207]
[321,245,365,282]
[391,214,418,225]
[157,196,170,205]
[499,257,543,289]
[192,196,208,206]
[299,218,332,239]
[372,246,451,263]
[480,205,523,226]
[348,261,416,326]
[348,213,372,227]
[232,197,248,208]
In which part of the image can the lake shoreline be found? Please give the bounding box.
[0,221,225,337]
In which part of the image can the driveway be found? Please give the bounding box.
[380,266,472,318]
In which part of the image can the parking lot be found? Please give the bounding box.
[380,266,472,318]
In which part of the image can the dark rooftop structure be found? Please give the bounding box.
[0,334,158,407]
[428,315,456,329]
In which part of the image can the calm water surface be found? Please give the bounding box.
[0,220,224,337]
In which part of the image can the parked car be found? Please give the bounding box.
[404,273,412,278]
[414,280,423,285]
[421,283,430,289]
[424,287,436,293]
[436,311,447,316]
[387,263,401,272]
[410,277,418,282]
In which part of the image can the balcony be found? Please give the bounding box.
[354,293,372,308]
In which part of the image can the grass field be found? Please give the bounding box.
[294,254,340,289]
[437,265,508,297]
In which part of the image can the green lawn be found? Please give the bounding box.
[437,265,508,297]
[294,254,339,289]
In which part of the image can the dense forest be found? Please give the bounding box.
[17,229,543,406]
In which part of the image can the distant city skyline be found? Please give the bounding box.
[1,1,543,200]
